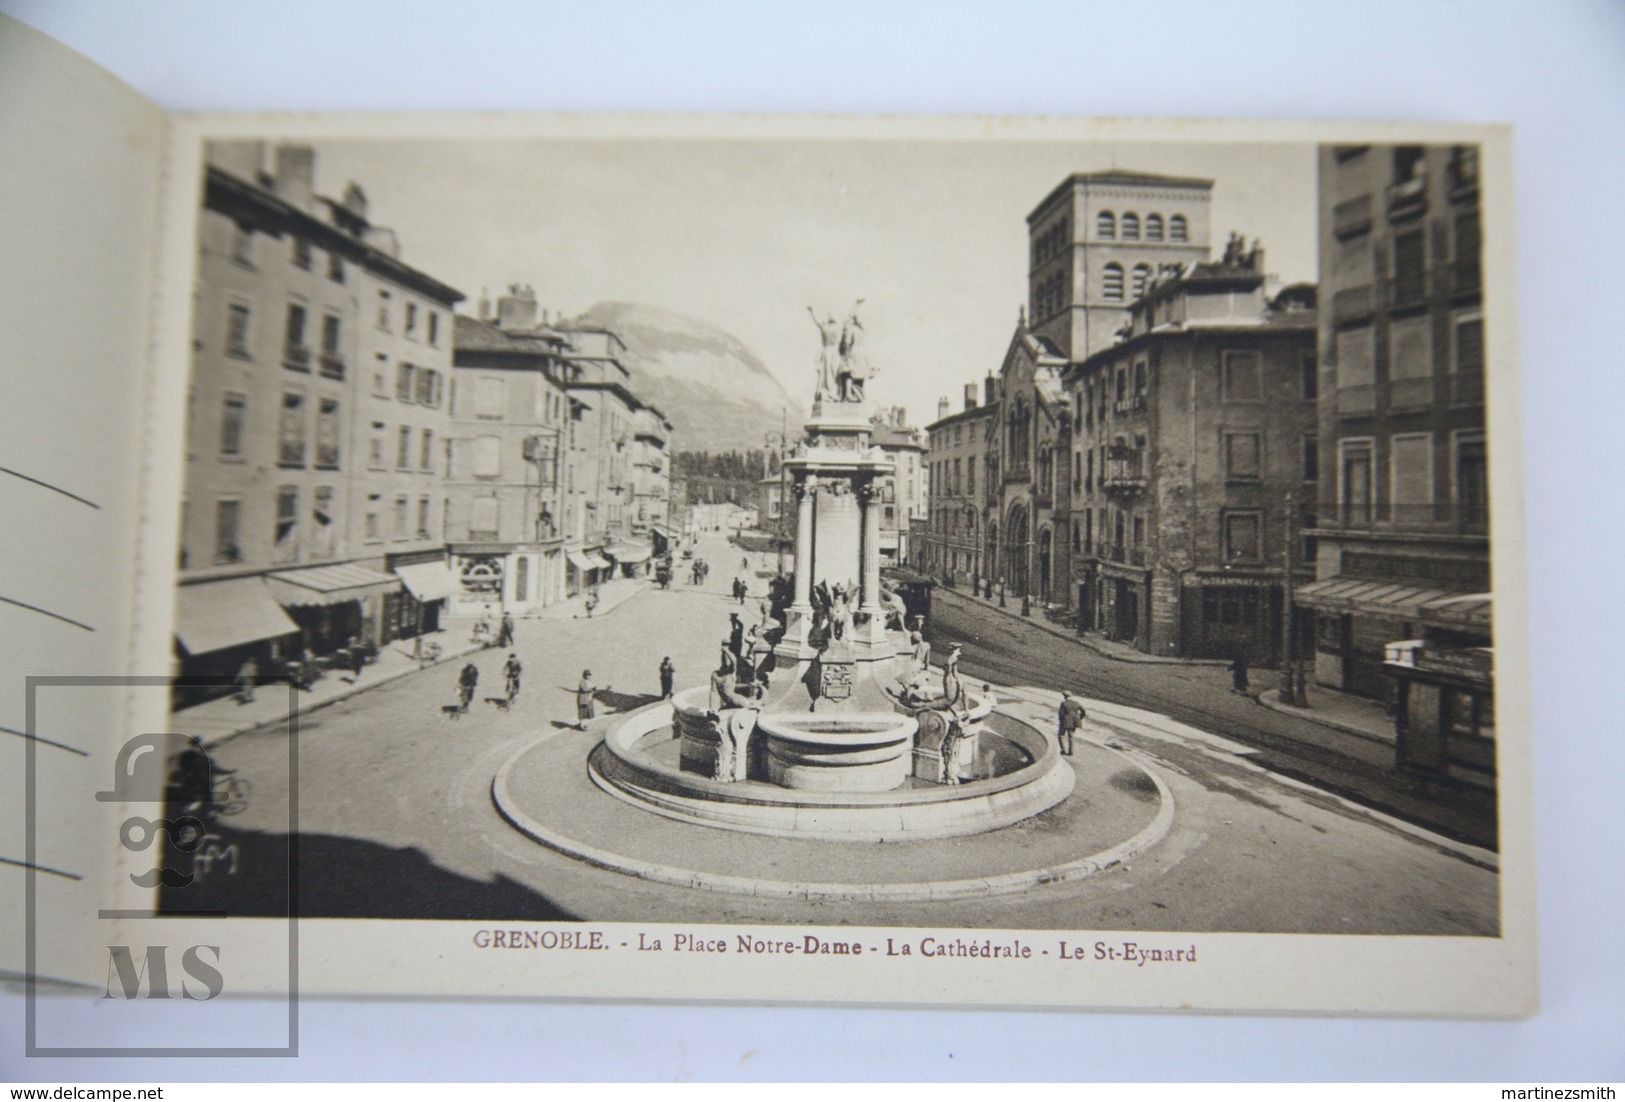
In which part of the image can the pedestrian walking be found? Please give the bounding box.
[659,656,675,699]
[584,589,599,618]
[457,661,480,712]
[235,656,258,704]
[347,635,366,681]
[728,612,745,658]
[1057,690,1086,757]
[1230,651,1250,694]
[503,653,523,702]
[574,669,604,730]
[498,611,515,648]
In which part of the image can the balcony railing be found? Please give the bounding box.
[1335,384,1376,416]
[283,343,311,371]
[1323,501,1489,535]
[1111,394,1147,416]
[1102,451,1148,492]
[1332,284,1374,323]
[1387,176,1427,221]
[1333,194,1373,240]
[319,352,346,379]
[1388,376,1433,412]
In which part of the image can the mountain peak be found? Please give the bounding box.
[561,302,798,453]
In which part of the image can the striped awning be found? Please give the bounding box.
[393,561,457,602]
[566,550,596,572]
[174,577,299,656]
[1295,577,1492,630]
[266,562,402,608]
[608,542,651,563]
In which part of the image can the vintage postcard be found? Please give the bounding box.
[2,30,1533,1024]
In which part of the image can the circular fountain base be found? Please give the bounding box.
[579,697,1074,841]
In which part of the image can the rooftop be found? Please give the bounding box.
[1029,169,1215,222]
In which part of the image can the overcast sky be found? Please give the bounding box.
[304,136,1316,431]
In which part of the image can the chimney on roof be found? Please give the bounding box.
[478,288,492,322]
[984,373,997,408]
[341,182,368,221]
[937,397,950,422]
[964,383,978,411]
[497,283,539,330]
[270,144,315,213]
[892,406,906,428]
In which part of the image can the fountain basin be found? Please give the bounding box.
[591,696,1074,841]
[756,711,917,791]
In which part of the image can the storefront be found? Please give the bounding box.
[565,548,611,596]
[389,556,457,641]
[172,576,300,704]
[607,540,652,578]
[265,562,403,653]
[1183,571,1287,664]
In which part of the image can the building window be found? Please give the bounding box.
[1391,433,1434,522]
[1097,211,1116,240]
[966,458,974,495]
[415,367,438,406]
[1145,213,1164,242]
[327,251,345,283]
[1222,350,1262,402]
[225,302,252,359]
[311,486,335,559]
[283,303,310,369]
[1121,212,1140,241]
[1169,214,1188,243]
[393,495,409,540]
[319,314,344,378]
[397,362,416,402]
[292,237,313,270]
[1303,434,1319,483]
[219,393,246,457]
[427,312,440,346]
[404,302,418,337]
[278,391,306,467]
[1454,432,1488,528]
[417,496,431,539]
[230,224,254,269]
[1103,263,1125,303]
[1133,361,1148,402]
[1393,229,1426,304]
[1223,512,1261,563]
[1339,439,1375,525]
[369,421,386,470]
[316,397,341,469]
[365,494,382,541]
[1388,315,1434,409]
[1131,264,1152,301]
[376,289,392,331]
[1225,432,1261,480]
[214,499,242,564]
[1302,352,1318,400]
[1451,311,1485,404]
[397,425,412,470]
[420,428,435,472]
[473,435,501,479]
[476,376,506,420]
[274,485,299,561]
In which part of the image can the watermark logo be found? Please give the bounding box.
[25,675,298,1057]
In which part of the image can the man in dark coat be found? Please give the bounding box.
[1057,690,1086,756]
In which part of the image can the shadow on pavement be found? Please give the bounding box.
[160,825,580,920]
[597,689,660,713]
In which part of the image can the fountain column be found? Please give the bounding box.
[857,478,884,642]
[791,475,815,613]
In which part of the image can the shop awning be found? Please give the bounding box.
[174,577,299,656]
[566,550,596,572]
[393,561,457,603]
[651,524,681,538]
[266,562,402,608]
[608,543,651,563]
[585,552,612,571]
[1295,577,1493,630]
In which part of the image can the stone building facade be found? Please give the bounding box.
[1296,143,1492,783]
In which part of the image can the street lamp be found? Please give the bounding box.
[1280,490,1310,708]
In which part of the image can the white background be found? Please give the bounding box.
[1,0,1621,1083]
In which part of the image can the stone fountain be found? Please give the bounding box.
[578,304,1076,839]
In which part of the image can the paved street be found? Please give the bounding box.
[166,533,1498,934]
[925,588,1499,849]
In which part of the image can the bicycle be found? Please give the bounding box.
[210,774,252,817]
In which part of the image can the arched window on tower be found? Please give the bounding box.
[1145,213,1164,242]
[1097,211,1116,240]
[1103,263,1125,303]
[1170,214,1188,242]
[1121,212,1140,241]
[1132,263,1152,301]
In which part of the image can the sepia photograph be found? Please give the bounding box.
[155,128,1507,942]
